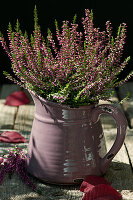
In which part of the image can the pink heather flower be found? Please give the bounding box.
[0,7,132,106]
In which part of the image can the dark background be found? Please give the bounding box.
[0,0,133,84]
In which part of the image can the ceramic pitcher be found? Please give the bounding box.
[26,91,127,184]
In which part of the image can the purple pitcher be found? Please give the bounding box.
[26,91,127,184]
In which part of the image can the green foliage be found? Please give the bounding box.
[0,31,3,37]
[107,91,130,106]
[34,5,38,31]
[8,22,12,32]
[48,82,71,103]
[119,92,130,104]
[74,87,87,102]
[116,70,133,87]
[37,50,41,66]
[111,36,114,45]
[72,14,77,24]
[47,28,51,36]
[30,34,34,47]
[125,56,131,63]
[117,24,121,36]
[90,9,93,21]
[55,19,59,29]
[15,19,20,32]
[24,31,28,39]
[3,71,9,77]
[114,56,131,77]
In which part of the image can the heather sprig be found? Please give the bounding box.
[0,7,132,107]
[0,146,41,194]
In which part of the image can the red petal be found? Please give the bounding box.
[80,175,109,192]
[0,131,28,143]
[80,176,122,200]
[5,91,30,106]
[93,184,122,199]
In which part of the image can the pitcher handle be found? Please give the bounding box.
[91,104,127,174]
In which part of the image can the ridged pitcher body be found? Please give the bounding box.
[26,91,127,184]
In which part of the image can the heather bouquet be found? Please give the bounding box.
[0,7,132,107]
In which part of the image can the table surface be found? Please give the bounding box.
[0,83,133,200]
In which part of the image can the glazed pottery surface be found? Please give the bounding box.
[26,91,127,184]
